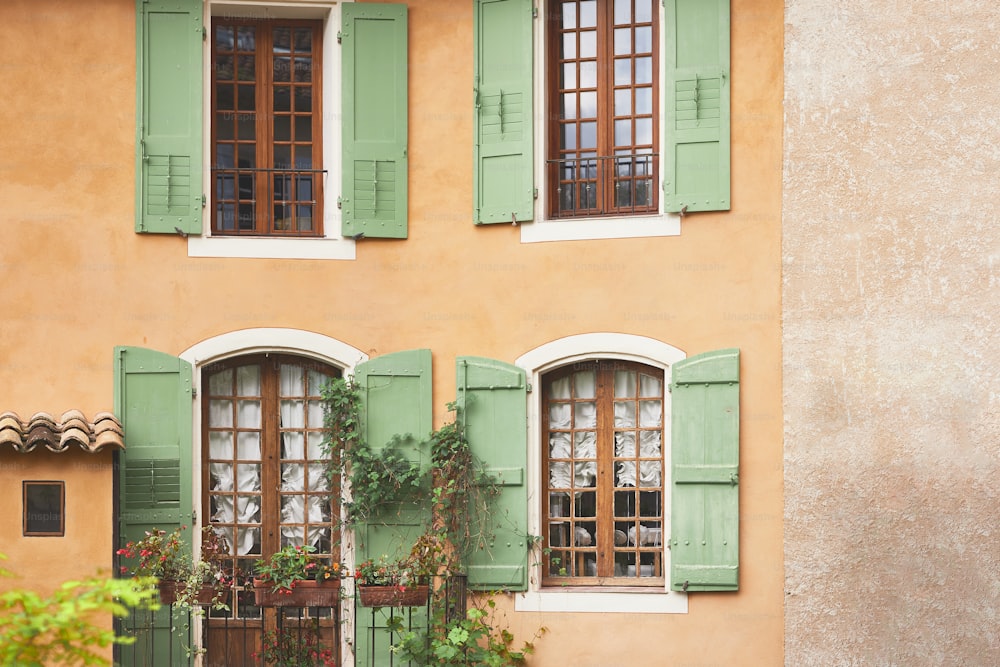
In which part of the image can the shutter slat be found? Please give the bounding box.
[663,0,730,213]
[136,0,203,234]
[473,0,534,224]
[342,3,409,238]
[670,348,740,592]
[457,356,528,591]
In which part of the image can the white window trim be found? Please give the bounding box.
[521,1,680,244]
[179,327,367,661]
[513,333,688,614]
[189,0,356,260]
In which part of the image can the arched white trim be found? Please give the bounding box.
[513,332,688,614]
[179,327,368,372]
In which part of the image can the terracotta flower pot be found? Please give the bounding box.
[357,584,429,608]
[253,578,342,607]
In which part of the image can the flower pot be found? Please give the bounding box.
[357,584,429,608]
[253,578,342,607]
[158,580,229,606]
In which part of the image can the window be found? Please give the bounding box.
[23,481,65,536]
[211,20,323,236]
[542,360,665,586]
[547,0,658,218]
[202,355,339,586]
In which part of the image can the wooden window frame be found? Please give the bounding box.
[546,0,659,219]
[211,18,324,237]
[541,359,665,587]
[23,481,65,537]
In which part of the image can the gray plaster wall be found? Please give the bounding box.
[783,1,1000,664]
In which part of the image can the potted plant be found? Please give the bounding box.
[354,555,429,608]
[254,544,345,607]
[117,526,230,609]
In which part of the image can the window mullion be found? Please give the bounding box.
[259,358,280,557]
[595,365,615,577]
[255,26,273,234]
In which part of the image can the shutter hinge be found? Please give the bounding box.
[337,31,342,44]
[526,383,532,393]
[532,5,538,18]
[201,194,206,208]
[533,187,538,200]
[202,26,207,41]
[337,196,343,210]
[191,386,197,398]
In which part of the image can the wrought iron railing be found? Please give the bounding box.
[210,167,327,234]
[548,153,658,217]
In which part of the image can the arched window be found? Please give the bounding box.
[542,359,665,586]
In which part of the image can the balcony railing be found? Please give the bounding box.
[548,153,658,218]
[211,167,327,235]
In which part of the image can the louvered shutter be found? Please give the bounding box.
[457,357,528,591]
[473,0,534,225]
[114,346,193,666]
[353,349,432,559]
[341,3,409,239]
[135,0,203,234]
[663,0,730,213]
[670,348,739,591]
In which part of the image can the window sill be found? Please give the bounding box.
[518,212,680,244]
[187,235,356,260]
[513,588,687,614]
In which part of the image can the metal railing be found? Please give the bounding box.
[211,166,327,234]
[548,153,658,217]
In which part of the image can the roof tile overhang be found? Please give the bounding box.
[0,410,124,453]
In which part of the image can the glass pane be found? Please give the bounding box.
[209,400,233,428]
[636,86,652,114]
[561,124,576,150]
[614,89,631,116]
[238,174,253,200]
[294,28,312,51]
[273,26,291,51]
[217,204,234,229]
[561,93,576,120]
[237,84,255,111]
[577,490,596,516]
[209,369,233,395]
[238,203,254,230]
[615,491,636,516]
[239,527,261,555]
[274,115,291,141]
[217,174,235,199]
[281,399,305,429]
[614,119,631,145]
[307,431,325,458]
[215,55,234,80]
[282,432,305,460]
[237,400,261,428]
[561,63,576,88]
[237,55,255,81]
[636,118,652,145]
[209,432,233,459]
[562,32,576,60]
[615,401,636,427]
[616,181,633,207]
[614,58,631,86]
[549,402,571,429]
[307,370,329,395]
[580,91,597,118]
[216,114,234,141]
[579,0,597,27]
[237,26,255,51]
[215,144,234,168]
[562,3,576,29]
[614,28,630,55]
[274,56,291,82]
[297,205,313,230]
[294,115,312,142]
[579,30,596,59]
[279,365,303,396]
[237,432,261,460]
[237,114,256,141]
[559,184,575,212]
[294,57,312,82]
[636,0,652,22]
[639,373,661,397]
[614,370,636,397]
[636,56,652,84]
[574,370,596,398]
[294,151,312,170]
[237,143,256,168]
[274,144,291,170]
[236,464,260,492]
[295,86,312,112]
[297,176,313,202]
[580,60,597,88]
[309,463,328,491]
[274,85,290,112]
[639,400,662,427]
[216,26,234,51]
[635,26,652,53]
[580,121,597,149]
[614,0,631,24]
[216,83,234,110]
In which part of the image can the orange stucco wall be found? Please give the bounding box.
[0,0,783,664]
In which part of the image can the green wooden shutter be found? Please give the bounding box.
[663,0,730,213]
[457,357,528,591]
[353,349,432,558]
[341,3,408,239]
[114,346,194,666]
[135,0,203,234]
[473,0,534,225]
[670,348,739,592]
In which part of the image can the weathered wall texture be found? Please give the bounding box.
[784,2,1000,664]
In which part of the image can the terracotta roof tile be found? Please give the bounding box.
[0,411,125,454]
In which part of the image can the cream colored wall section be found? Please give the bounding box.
[783,1,1000,664]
